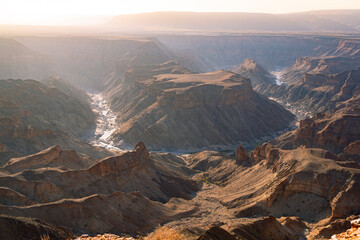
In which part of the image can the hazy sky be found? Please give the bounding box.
[0,0,360,25]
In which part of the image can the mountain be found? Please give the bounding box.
[105,62,295,151]
[107,12,358,33]
[232,58,276,92]
[303,9,360,30]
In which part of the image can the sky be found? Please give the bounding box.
[0,0,360,25]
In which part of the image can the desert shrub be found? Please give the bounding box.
[144,226,185,240]
[40,234,50,240]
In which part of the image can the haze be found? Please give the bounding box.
[1,0,360,25]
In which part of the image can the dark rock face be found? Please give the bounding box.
[229,216,297,240]
[0,215,74,240]
[197,227,237,240]
[158,35,360,72]
[106,62,295,151]
[235,144,249,163]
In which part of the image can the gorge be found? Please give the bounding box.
[0,23,359,240]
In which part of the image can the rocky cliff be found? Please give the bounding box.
[263,68,360,116]
[273,109,360,155]
[281,56,360,84]
[105,62,295,151]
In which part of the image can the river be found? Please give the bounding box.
[87,91,130,152]
[270,67,285,86]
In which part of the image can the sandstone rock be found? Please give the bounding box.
[235,145,249,163]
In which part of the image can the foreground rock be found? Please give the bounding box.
[163,137,360,239]
[106,62,295,151]
[0,215,74,240]
[0,143,199,234]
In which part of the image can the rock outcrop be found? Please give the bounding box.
[106,62,295,151]
[235,144,249,163]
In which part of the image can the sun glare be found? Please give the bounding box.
[0,0,359,25]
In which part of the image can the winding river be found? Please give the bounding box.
[88,91,129,152]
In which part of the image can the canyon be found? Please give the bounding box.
[0,24,359,240]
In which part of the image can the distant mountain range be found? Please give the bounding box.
[107,10,360,33]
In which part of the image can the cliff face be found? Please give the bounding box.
[273,110,360,154]
[158,36,360,72]
[106,62,295,151]
[263,68,360,116]
[281,56,360,84]
[0,79,107,163]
